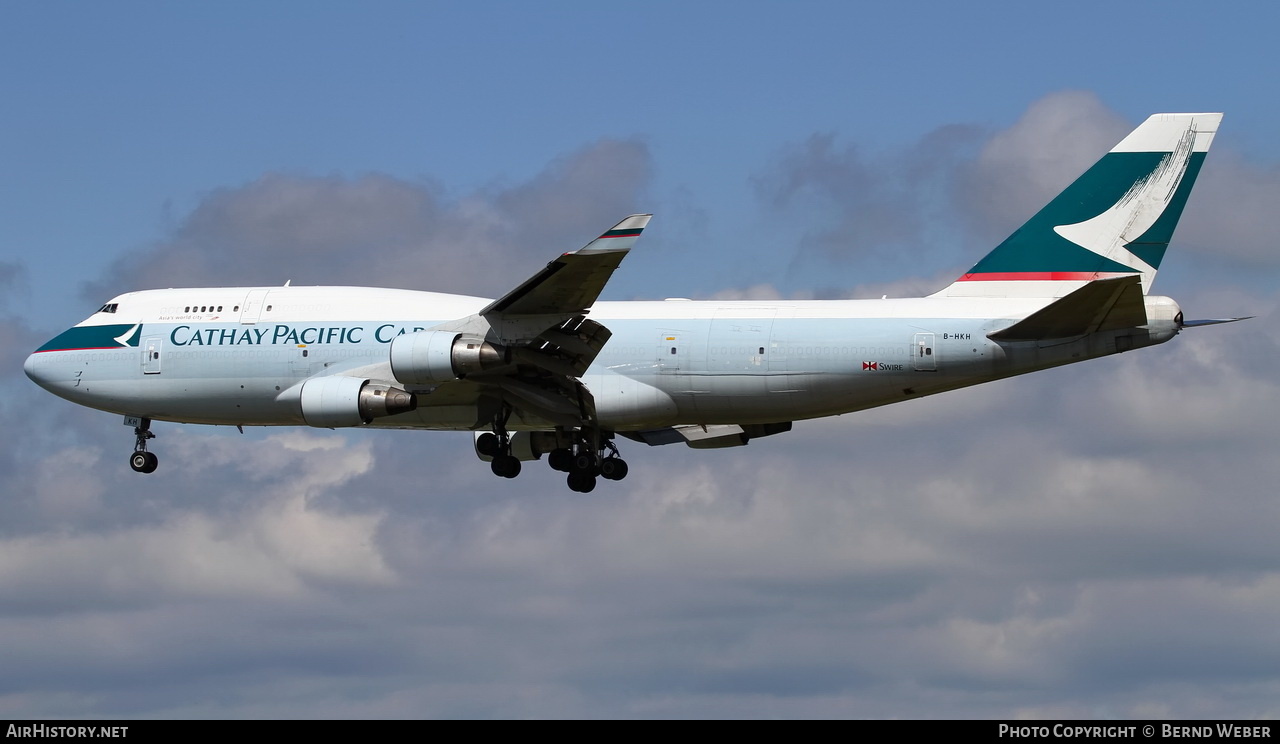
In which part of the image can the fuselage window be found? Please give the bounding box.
[233,306,239,312]
[184,306,190,313]
[217,306,223,312]
[266,305,273,311]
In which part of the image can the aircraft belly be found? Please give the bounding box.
[367,406,488,430]
[587,371,679,429]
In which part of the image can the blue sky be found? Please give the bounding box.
[3,2,1280,719]
[9,1,1279,318]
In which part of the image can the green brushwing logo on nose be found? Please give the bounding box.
[35,324,143,353]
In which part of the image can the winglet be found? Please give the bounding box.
[575,213,652,255]
[481,214,653,316]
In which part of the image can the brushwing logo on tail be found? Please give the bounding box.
[1052,123,1197,278]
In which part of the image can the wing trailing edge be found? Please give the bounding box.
[622,422,793,449]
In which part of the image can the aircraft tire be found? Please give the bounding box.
[568,473,597,493]
[476,432,501,457]
[491,454,521,478]
[548,448,573,472]
[600,458,628,481]
[571,452,597,475]
[130,451,158,474]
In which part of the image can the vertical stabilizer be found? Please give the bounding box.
[933,113,1221,299]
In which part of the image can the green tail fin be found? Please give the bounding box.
[934,113,1221,299]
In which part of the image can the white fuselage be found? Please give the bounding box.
[23,285,1182,433]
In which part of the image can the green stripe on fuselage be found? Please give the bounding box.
[36,324,139,352]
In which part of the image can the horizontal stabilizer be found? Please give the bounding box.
[989,275,1146,341]
[1181,317,1253,328]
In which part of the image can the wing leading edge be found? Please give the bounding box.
[482,214,651,316]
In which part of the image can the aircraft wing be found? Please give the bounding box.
[481,214,651,316]
[422,214,651,428]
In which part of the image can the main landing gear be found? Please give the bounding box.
[477,408,522,479]
[128,417,158,474]
[478,415,629,492]
[546,436,628,493]
[476,430,522,479]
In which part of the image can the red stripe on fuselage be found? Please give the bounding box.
[33,346,124,353]
[956,272,1130,282]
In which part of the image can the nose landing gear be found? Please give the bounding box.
[128,417,158,473]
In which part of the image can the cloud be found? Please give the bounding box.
[954,90,1132,242]
[751,89,1280,302]
[0,430,389,611]
[753,123,986,280]
[0,262,26,309]
[81,139,651,304]
[956,93,1280,269]
[6,93,1280,718]
[1177,148,1280,264]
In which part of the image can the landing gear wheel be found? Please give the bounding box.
[571,452,599,476]
[599,457,628,481]
[491,454,521,479]
[548,448,573,473]
[129,417,158,473]
[476,432,501,457]
[567,472,597,493]
[130,451,158,474]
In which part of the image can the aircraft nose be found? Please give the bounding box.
[23,351,49,389]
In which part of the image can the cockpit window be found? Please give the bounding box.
[97,303,119,314]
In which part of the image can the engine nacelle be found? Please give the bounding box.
[299,376,417,428]
[472,430,564,462]
[389,330,506,385]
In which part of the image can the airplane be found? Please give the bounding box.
[25,112,1245,492]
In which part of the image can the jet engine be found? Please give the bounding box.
[299,376,417,428]
[472,430,563,462]
[389,331,507,385]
